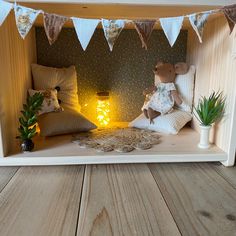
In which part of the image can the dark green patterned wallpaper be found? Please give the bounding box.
[36,27,187,122]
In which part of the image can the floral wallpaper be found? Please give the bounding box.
[36,27,187,122]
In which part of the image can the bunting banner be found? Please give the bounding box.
[134,20,156,50]
[160,16,184,47]
[102,19,125,51]
[0,0,13,26]
[189,12,211,43]
[0,1,233,48]
[14,5,41,39]
[222,4,236,34]
[44,13,69,45]
[72,18,100,51]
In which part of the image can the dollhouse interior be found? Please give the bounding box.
[0,1,235,166]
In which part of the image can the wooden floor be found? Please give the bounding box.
[0,163,236,236]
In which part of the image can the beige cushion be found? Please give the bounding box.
[28,89,63,115]
[31,64,81,112]
[38,109,97,137]
[129,109,192,134]
[175,65,196,112]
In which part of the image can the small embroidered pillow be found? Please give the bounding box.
[28,89,64,115]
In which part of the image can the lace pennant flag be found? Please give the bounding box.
[72,18,100,51]
[0,0,13,26]
[14,5,41,39]
[189,12,211,43]
[134,20,156,50]
[160,16,184,47]
[102,19,125,51]
[44,13,69,45]
[222,4,236,34]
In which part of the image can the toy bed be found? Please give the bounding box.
[0,0,235,166]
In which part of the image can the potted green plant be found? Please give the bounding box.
[194,91,226,149]
[17,93,44,152]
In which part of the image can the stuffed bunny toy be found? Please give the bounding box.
[142,61,189,124]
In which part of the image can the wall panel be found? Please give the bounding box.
[36,28,187,122]
[0,12,36,156]
[187,15,236,164]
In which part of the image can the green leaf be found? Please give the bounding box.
[19,117,27,127]
[28,132,35,139]
[29,125,36,134]
[28,118,37,126]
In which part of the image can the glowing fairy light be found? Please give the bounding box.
[96,92,110,127]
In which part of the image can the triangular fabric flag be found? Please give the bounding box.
[72,18,100,51]
[0,0,13,26]
[189,12,211,43]
[43,13,69,45]
[222,4,236,34]
[225,13,235,34]
[14,5,41,39]
[160,16,184,47]
[134,20,156,50]
[102,19,125,51]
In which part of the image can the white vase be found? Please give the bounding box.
[198,125,211,149]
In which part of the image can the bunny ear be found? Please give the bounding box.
[175,62,189,74]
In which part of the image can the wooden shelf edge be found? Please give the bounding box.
[14,0,233,7]
[0,153,227,166]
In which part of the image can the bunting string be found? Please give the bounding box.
[0,0,234,50]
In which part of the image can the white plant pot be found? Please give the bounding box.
[198,125,211,149]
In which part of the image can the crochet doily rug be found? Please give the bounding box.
[72,127,160,153]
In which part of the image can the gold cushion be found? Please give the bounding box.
[31,64,81,112]
[38,109,97,137]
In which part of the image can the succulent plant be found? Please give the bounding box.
[194,91,226,126]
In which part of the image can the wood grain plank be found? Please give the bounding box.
[149,163,236,236]
[213,163,236,188]
[77,164,180,236]
[0,12,36,156]
[0,167,19,192]
[0,166,84,236]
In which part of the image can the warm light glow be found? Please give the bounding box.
[96,95,110,127]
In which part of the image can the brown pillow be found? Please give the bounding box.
[38,109,97,137]
[31,64,81,112]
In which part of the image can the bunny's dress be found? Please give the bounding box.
[142,82,176,115]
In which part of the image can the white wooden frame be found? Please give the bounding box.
[0,128,228,166]
[0,1,235,166]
